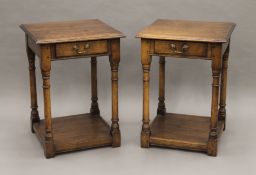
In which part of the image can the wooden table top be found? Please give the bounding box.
[20,19,125,44]
[136,19,236,43]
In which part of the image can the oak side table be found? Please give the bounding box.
[136,19,235,156]
[20,19,125,158]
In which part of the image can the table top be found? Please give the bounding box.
[136,19,236,43]
[20,19,125,44]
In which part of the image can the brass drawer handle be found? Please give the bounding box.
[170,43,189,54]
[72,43,90,54]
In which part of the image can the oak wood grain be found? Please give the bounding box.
[150,113,210,151]
[33,113,112,154]
[136,19,235,42]
[138,19,235,156]
[154,40,208,58]
[21,19,124,158]
[55,40,108,58]
[20,19,125,44]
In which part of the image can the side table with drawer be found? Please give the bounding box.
[136,19,235,156]
[20,19,125,158]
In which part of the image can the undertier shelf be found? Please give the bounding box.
[33,113,113,154]
[150,113,224,152]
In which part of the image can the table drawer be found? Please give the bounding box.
[154,40,208,58]
[55,40,108,58]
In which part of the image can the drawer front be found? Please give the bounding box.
[154,40,208,58]
[55,40,108,58]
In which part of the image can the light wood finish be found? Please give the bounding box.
[136,19,235,42]
[137,19,235,156]
[20,19,125,44]
[55,40,108,58]
[21,19,124,158]
[33,114,112,154]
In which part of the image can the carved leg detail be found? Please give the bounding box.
[141,65,151,148]
[141,39,152,148]
[157,56,166,115]
[208,69,220,156]
[27,45,40,133]
[110,39,121,147]
[219,46,229,131]
[40,45,55,158]
[208,45,221,157]
[90,57,100,115]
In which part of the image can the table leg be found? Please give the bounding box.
[26,42,40,133]
[141,39,152,148]
[90,57,100,115]
[40,45,55,158]
[218,45,229,131]
[157,56,166,115]
[109,39,121,147]
[208,44,222,156]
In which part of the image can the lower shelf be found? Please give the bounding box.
[150,113,224,152]
[33,113,112,154]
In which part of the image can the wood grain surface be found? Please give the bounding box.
[136,19,235,42]
[150,113,210,151]
[20,19,125,44]
[33,113,112,154]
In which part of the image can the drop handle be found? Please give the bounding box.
[170,43,189,54]
[72,43,90,54]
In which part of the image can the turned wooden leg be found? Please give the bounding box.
[109,39,121,147]
[208,44,222,157]
[218,45,229,131]
[157,56,166,115]
[27,43,40,133]
[90,57,100,115]
[40,45,55,158]
[141,39,152,148]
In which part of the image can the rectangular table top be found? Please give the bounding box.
[136,19,235,43]
[20,19,125,44]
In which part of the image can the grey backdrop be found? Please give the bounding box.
[0,0,255,174]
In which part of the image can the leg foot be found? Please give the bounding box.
[44,132,55,158]
[141,130,150,148]
[218,107,226,131]
[30,111,40,133]
[111,126,121,147]
[207,138,217,156]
